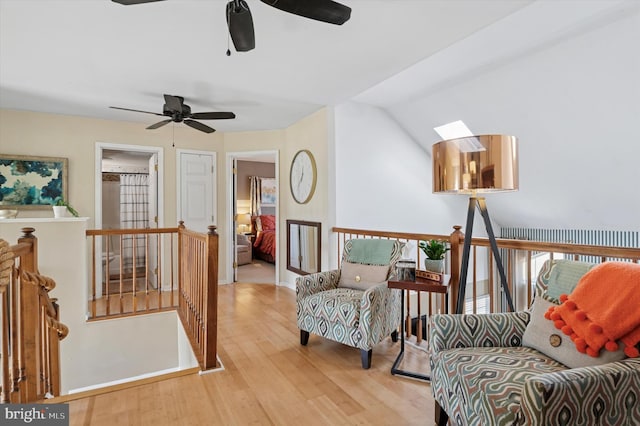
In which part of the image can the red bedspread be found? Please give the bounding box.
[254,229,276,259]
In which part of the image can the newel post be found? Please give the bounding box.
[18,227,37,274]
[449,225,464,315]
[17,228,39,401]
[204,225,218,369]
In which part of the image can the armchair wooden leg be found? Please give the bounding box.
[435,401,449,426]
[360,349,372,369]
[300,330,310,346]
[391,329,398,342]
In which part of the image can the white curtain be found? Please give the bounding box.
[120,174,149,272]
[249,176,262,216]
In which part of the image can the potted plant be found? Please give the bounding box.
[53,198,79,218]
[419,239,449,273]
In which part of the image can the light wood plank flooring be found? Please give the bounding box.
[68,283,436,425]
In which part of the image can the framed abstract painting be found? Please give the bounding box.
[0,154,68,209]
[260,178,276,207]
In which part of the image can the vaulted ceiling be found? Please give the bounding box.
[0,0,532,133]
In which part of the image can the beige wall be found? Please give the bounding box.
[0,109,224,229]
[236,160,276,201]
[1,107,332,286]
[282,108,330,285]
[220,110,330,286]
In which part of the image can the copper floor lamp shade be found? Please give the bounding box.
[432,135,519,314]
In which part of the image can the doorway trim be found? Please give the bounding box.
[94,142,164,230]
[226,150,279,285]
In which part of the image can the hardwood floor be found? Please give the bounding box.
[68,283,436,425]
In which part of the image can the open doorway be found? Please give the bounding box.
[95,143,163,230]
[227,151,278,285]
[94,143,163,294]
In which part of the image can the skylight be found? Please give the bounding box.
[433,120,485,152]
[433,120,473,140]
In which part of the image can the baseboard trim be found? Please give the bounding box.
[47,367,200,403]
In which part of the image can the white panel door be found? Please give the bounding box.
[179,152,215,233]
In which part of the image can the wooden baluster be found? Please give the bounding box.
[203,225,218,370]
[21,272,39,402]
[10,259,21,402]
[91,236,97,318]
[168,232,174,307]
[449,225,463,316]
[0,239,13,403]
[158,233,163,309]
[472,245,477,314]
[131,234,137,314]
[145,234,150,311]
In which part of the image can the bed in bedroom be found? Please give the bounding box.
[252,214,276,264]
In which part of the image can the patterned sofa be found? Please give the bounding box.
[296,239,404,369]
[429,259,640,425]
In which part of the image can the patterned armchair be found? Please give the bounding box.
[429,259,640,425]
[296,239,404,369]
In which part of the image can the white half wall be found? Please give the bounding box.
[0,219,197,394]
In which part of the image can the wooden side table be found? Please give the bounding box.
[388,275,450,381]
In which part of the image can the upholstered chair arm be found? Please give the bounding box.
[429,311,530,353]
[518,357,640,424]
[358,283,401,349]
[295,270,340,301]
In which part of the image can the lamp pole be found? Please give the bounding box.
[455,196,515,314]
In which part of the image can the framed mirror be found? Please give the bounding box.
[287,219,321,275]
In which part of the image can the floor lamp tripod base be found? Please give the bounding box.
[455,197,515,314]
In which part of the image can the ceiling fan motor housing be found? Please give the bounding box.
[163,102,190,122]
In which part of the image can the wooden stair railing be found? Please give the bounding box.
[1,228,68,403]
[21,270,69,401]
[86,226,182,319]
[86,223,219,371]
[177,222,219,371]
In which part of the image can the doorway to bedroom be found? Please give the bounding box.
[228,151,278,285]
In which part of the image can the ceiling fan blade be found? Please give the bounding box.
[260,0,351,25]
[184,119,216,134]
[226,0,255,52]
[110,106,164,116]
[163,94,184,113]
[146,119,172,130]
[190,112,236,120]
[112,0,166,5]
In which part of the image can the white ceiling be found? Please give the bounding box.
[0,0,532,134]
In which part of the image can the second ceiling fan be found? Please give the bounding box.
[110,94,236,134]
[112,0,352,52]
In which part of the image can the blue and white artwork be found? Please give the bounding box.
[0,155,67,206]
[261,178,276,207]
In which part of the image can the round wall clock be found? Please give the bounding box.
[290,149,317,204]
